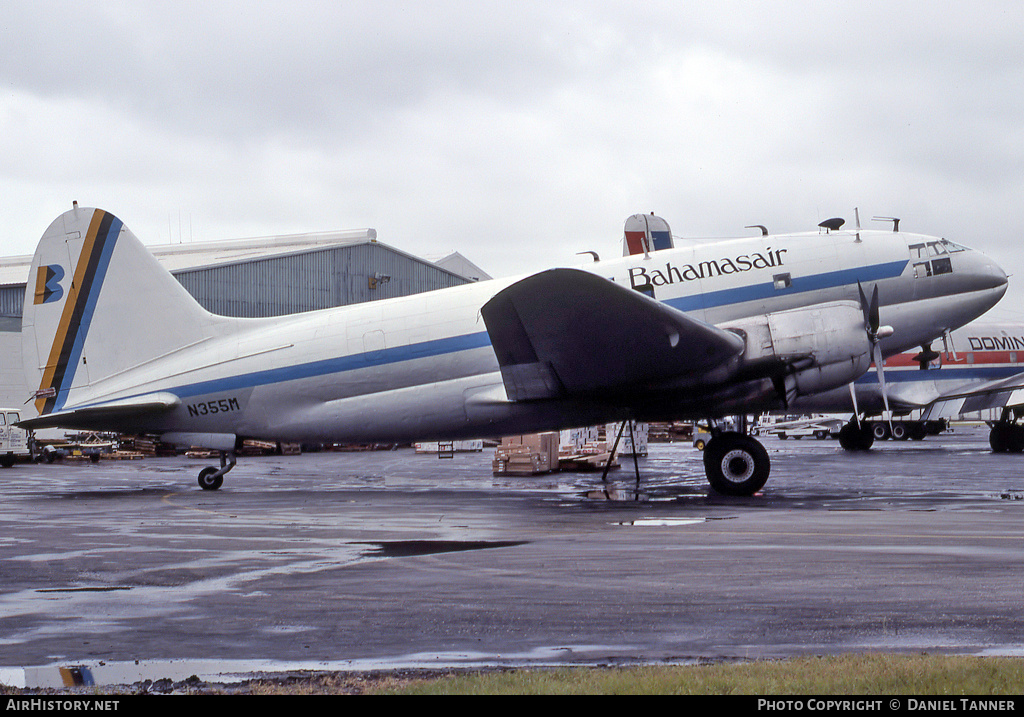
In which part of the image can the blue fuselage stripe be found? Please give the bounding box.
[665,260,907,313]
[173,330,494,399]
[857,365,1024,384]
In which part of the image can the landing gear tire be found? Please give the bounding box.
[990,424,1024,453]
[703,432,770,496]
[839,422,874,451]
[198,466,224,491]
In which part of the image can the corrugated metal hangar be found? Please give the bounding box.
[0,226,491,416]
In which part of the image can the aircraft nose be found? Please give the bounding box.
[982,252,1008,293]
[964,249,1008,313]
[964,248,1008,293]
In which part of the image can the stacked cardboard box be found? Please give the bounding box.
[493,433,560,475]
[604,422,649,456]
[558,426,602,455]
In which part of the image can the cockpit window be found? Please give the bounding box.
[910,239,964,260]
[910,239,963,278]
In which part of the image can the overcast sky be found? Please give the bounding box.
[3,1,1023,317]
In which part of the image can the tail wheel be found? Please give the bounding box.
[198,466,224,491]
[703,432,770,496]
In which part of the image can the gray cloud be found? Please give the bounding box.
[2,1,1022,317]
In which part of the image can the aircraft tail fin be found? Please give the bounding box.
[22,205,215,417]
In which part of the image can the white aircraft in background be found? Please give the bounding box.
[18,205,1007,495]
[794,321,1024,451]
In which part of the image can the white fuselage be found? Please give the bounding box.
[67,228,1005,443]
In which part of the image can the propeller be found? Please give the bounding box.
[858,281,895,423]
[912,343,940,370]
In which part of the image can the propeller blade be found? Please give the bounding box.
[857,281,881,336]
[869,285,880,336]
[873,342,892,429]
[848,382,861,428]
[858,282,871,332]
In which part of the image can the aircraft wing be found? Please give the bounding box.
[481,268,745,400]
[920,371,1024,420]
[16,392,181,431]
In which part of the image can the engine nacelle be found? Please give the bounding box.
[723,301,873,399]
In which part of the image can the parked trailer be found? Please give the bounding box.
[754,414,844,440]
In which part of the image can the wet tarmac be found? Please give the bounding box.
[3,425,1024,688]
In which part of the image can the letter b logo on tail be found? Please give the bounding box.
[34,264,65,305]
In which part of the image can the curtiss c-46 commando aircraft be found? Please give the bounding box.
[18,205,1007,495]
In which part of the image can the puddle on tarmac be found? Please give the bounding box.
[357,540,527,558]
[615,517,706,527]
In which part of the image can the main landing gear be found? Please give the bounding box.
[838,420,875,451]
[701,418,771,496]
[197,451,236,491]
[989,409,1024,453]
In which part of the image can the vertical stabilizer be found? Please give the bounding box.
[623,213,673,257]
[22,206,214,416]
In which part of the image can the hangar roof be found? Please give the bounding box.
[0,227,484,286]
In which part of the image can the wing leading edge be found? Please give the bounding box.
[480,268,745,401]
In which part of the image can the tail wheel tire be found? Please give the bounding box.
[703,432,770,496]
[198,466,224,491]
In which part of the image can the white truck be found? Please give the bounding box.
[0,409,32,467]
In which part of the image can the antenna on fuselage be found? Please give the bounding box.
[818,217,845,233]
[746,225,769,236]
[873,216,901,232]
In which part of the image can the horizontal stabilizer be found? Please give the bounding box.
[921,371,1024,420]
[481,268,744,400]
[16,392,180,431]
